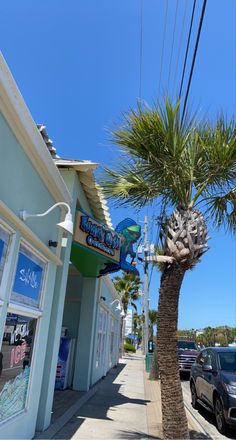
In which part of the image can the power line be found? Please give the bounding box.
[167,0,179,90]
[139,0,144,99]
[181,0,208,123]
[172,0,188,97]
[178,0,197,101]
[158,0,169,98]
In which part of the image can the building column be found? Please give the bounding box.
[73,277,98,391]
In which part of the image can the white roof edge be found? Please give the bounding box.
[55,159,98,172]
[55,158,112,228]
[0,53,72,204]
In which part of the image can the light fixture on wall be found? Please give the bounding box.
[110,299,122,311]
[19,202,74,235]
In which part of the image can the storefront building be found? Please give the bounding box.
[0,55,72,438]
[0,55,121,438]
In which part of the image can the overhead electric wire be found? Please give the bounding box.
[158,0,169,98]
[139,0,144,99]
[178,0,197,100]
[167,0,179,89]
[181,0,208,123]
[172,0,188,97]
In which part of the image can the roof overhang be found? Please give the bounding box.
[55,159,112,228]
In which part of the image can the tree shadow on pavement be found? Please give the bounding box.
[51,361,151,439]
[189,430,213,439]
[116,430,161,439]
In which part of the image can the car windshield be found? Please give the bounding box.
[178,341,197,350]
[218,352,236,371]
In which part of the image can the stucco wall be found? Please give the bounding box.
[0,112,61,245]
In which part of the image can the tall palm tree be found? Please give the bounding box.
[101,100,236,439]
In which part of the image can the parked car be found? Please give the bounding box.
[178,339,199,374]
[190,347,236,435]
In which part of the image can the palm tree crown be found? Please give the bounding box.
[102,100,236,231]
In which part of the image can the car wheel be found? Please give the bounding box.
[191,382,198,409]
[214,396,228,435]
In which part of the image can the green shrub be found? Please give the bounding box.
[125,337,132,345]
[124,343,136,352]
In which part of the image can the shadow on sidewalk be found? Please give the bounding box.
[52,360,151,439]
[189,430,212,439]
[114,430,161,439]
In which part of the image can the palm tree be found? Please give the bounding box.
[101,99,236,439]
[133,312,143,345]
[113,272,141,354]
[113,272,140,314]
[149,309,158,340]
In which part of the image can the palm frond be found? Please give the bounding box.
[205,187,236,232]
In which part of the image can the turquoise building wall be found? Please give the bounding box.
[0,57,71,438]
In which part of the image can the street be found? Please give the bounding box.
[182,379,236,440]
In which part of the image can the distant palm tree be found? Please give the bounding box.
[133,312,143,344]
[149,309,158,340]
[113,272,140,354]
[101,99,236,439]
[113,272,140,314]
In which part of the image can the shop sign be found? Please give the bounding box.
[74,210,121,262]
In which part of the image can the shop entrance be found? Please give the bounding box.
[51,263,83,422]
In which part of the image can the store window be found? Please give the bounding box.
[0,241,47,423]
[109,318,115,367]
[96,308,107,368]
[0,225,11,290]
[11,244,46,309]
[0,313,37,422]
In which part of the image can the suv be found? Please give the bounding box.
[190,347,236,435]
[178,340,198,373]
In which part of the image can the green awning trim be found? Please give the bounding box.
[71,241,117,277]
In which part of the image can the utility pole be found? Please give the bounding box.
[143,215,149,354]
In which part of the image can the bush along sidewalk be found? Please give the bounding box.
[124,343,136,352]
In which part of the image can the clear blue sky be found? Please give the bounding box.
[1,0,235,330]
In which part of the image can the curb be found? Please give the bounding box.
[184,400,212,439]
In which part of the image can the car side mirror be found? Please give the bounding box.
[202,364,213,372]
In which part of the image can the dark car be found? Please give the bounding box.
[178,340,199,373]
[190,347,236,435]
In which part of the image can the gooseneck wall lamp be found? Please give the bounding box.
[110,299,122,311]
[19,202,74,235]
[110,299,126,317]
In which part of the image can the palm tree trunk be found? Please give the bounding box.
[157,263,189,440]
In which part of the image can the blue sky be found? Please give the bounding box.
[0,0,235,329]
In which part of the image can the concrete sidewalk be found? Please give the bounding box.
[37,351,209,439]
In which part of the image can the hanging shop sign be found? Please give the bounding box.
[74,210,121,262]
[98,217,141,277]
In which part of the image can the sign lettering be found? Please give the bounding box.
[74,210,121,262]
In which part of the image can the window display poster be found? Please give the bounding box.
[0,314,36,422]
[12,251,44,308]
[55,337,72,390]
[0,239,4,263]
